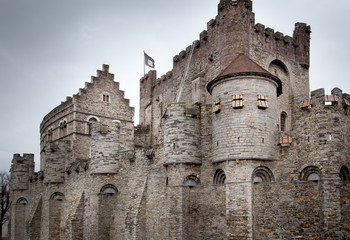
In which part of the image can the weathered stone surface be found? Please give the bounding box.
[8,0,350,240]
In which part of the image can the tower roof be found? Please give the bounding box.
[207,54,282,96]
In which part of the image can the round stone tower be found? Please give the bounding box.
[207,54,282,163]
[163,103,200,166]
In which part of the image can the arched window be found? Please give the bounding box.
[59,122,63,137]
[87,117,98,134]
[252,166,275,183]
[183,175,200,187]
[340,166,350,181]
[213,169,226,185]
[16,197,28,205]
[59,119,68,137]
[100,184,118,195]
[47,127,53,143]
[300,166,321,181]
[63,120,67,135]
[50,192,64,201]
[280,111,287,132]
[102,92,111,103]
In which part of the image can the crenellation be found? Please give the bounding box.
[254,23,264,32]
[274,31,283,40]
[264,27,274,37]
[173,55,180,63]
[199,30,208,41]
[207,19,216,28]
[179,50,186,59]
[283,35,292,44]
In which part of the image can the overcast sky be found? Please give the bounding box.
[1,0,349,172]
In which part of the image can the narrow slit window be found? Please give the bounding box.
[280,112,287,132]
[257,95,268,109]
[232,95,243,108]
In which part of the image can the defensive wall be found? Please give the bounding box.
[8,0,350,239]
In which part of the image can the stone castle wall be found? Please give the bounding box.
[8,0,350,239]
[139,0,310,146]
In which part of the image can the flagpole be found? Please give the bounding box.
[143,50,145,76]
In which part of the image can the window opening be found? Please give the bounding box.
[213,169,226,185]
[48,128,53,142]
[252,166,274,183]
[232,95,244,108]
[88,117,98,134]
[103,94,110,103]
[16,197,28,205]
[340,166,350,181]
[183,175,200,187]
[280,112,287,132]
[300,166,321,181]
[257,95,268,109]
[212,98,221,114]
[100,184,118,195]
[51,192,64,201]
[59,122,63,137]
[63,120,67,136]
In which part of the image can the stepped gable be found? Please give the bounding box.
[207,54,282,96]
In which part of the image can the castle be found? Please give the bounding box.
[8,0,350,239]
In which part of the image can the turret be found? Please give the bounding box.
[207,54,282,162]
[163,103,200,166]
[90,121,124,174]
[10,154,34,190]
[43,141,71,183]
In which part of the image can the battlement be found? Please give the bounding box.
[219,0,252,11]
[292,88,350,151]
[254,23,292,44]
[160,0,310,76]
[296,88,350,112]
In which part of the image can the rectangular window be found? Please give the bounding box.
[213,98,221,114]
[232,95,243,108]
[257,95,268,109]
